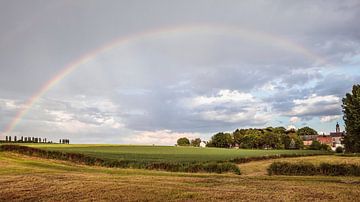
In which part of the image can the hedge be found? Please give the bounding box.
[268,161,360,176]
[230,153,330,164]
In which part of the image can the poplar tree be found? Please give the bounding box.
[342,84,360,153]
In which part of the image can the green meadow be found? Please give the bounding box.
[24,144,327,163]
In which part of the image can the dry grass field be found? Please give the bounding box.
[1,152,360,201]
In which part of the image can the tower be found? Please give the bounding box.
[336,122,340,133]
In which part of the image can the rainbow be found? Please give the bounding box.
[1,24,329,136]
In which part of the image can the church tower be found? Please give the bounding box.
[336,122,340,133]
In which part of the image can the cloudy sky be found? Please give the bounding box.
[0,0,359,144]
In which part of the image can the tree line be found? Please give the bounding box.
[206,127,305,149]
[0,136,51,143]
[0,136,71,144]
[177,126,331,150]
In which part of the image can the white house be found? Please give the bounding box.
[200,141,206,148]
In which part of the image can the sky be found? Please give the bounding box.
[0,0,359,144]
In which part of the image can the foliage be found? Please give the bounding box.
[207,132,233,148]
[268,161,360,176]
[190,138,202,147]
[231,127,304,149]
[297,126,318,136]
[342,84,360,153]
[230,152,329,164]
[335,146,344,153]
[309,140,330,151]
[268,162,317,176]
[177,137,190,146]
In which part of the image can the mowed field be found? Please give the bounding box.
[0,152,360,201]
[24,144,328,163]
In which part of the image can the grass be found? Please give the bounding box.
[0,152,360,201]
[22,144,329,163]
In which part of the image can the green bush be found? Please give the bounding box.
[267,162,316,176]
[335,147,344,153]
[268,161,360,176]
[230,153,329,164]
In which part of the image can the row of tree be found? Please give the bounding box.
[2,136,51,143]
[1,136,72,144]
[59,139,70,144]
[206,127,304,149]
[177,126,331,150]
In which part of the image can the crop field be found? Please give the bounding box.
[23,144,328,163]
[0,152,360,201]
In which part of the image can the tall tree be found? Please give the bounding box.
[190,138,202,147]
[177,137,190,146]
[297,127,318,136]
[208,132,233,148]
[342,84,360,153]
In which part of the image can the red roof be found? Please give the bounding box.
[317,136,332,144]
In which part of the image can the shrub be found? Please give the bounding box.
[267,162,316,176]
[268,161,360,176]
[309,140,321,150]
[335,146,344,153]
[230,152,329,164]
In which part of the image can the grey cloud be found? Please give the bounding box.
[1,0,360,142]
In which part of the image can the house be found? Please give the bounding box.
[316,122,346,151]
[199,141,206,148]
[303,140,313,146]
[317,135,332,147]
[302,134,317,146]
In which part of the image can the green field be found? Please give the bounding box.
[23,144,328,163]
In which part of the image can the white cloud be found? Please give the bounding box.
[287,125,297,130]
[260,82,276,92]
[320,115,341,123]
[290,116,300,123]
[184,89,271,124]
[0,99,22,110]
[290,94,341,116]
[188,89,255,107]
[125,130,203,145]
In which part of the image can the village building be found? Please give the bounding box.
[303,140,313,146]
[329,122,345,149]
[316,135,332,147]
[301,135,318,146]
[199,141,206,148]
[316,122,345,151]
